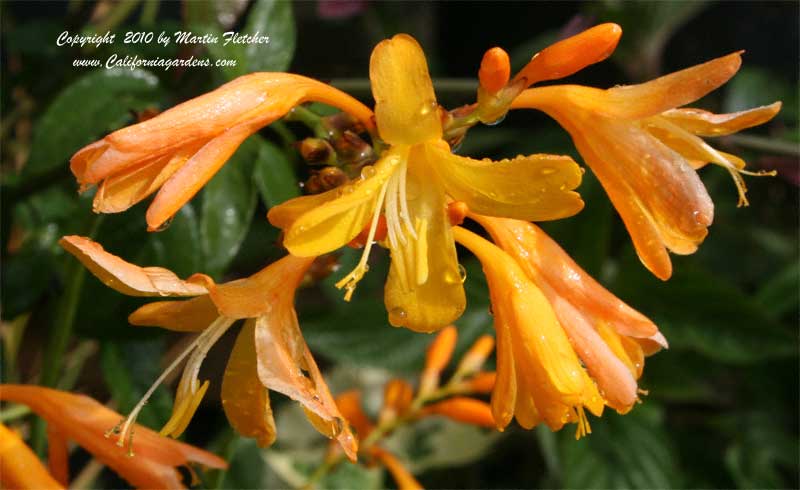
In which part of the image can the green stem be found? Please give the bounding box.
[32,214,102,453]
[0,404,31,422]
[725,134,800,157]
[85,0,141,49]
[285,106,330,139]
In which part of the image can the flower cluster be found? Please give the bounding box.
[4,20,780,488]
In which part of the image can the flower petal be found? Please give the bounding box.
[370,34,441,145]
[254,312,358,461]
[281,149,404,257]
[474,216,660,340]
[145,121,261,231]
[512,52,743,121]
[660,102,781,137]
[128,296,219,332]
[453,227,587,406]
[422,397,496,428]
[0,385,226,489]
[188,255,314,318]
[59,235,208,297]
[384,153,466,332]
[0,422,64,490]
[335,391,374,440]
[425,142,584,221]
[93,144,200,214]
[222,319,277,448]
[72,73,374,185]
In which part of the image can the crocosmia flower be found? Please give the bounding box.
[70,74,373,231]
[59,235,357,461]
[511,52,781,279]
[0,385,227,489]
[269,34,585,332]
[453,216,666,436]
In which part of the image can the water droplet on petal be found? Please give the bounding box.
[458,263,467,283]
[360,165,376,179]
[540,167,556,175]
[389,307,407,325]
[153,216,174,232]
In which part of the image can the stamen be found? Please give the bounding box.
[574,406,592,440]
[398,163,417,240]
[335,179,390,301]
[385,171,401,249]
[414,218,429,286]
[648,117,775,208]
[114,332,205,452]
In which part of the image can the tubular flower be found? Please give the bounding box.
[0,422,63,490]
[471,215,666,415]
[70,74,374,231]
[268,34,585,332]
[511,52,781,280]
[0,386,226,489]
[453,226,602,436]
[58,235,358,461]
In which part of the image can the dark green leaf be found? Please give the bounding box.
[559,406,681,489]
[100,339,173,429]
[20,68,162,182]
[611,250,797,364]
[201,139,259,276]
[242,0,296,72]
[754,261,800,320]
[252,139,299,208]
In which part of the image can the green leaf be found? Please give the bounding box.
[200,139,259,276]
[252,139,299,208]
[242,0,296,72]
[723,411,799,489]
[100,339,173,429]
[559,406,681,489]
[725,66,798,123]
[611,250,797,364]
[755,261,800,320]
[203,0,296,80]
[19,68,162,182]
[302,257,492,372]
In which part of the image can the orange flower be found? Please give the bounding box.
[473,215,665,414]
[0,385,226,489]
[511,52,781,279]
[59,235,357,461]
[0,422,63,490]
[70,74,374,231]
[453,220,665,437]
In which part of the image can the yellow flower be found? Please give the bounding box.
[71,74,374,231]
[453,216,666,437]
[59,235,358,461]
[268,34,585,332]
[0,385,226,489]
[511,52,781,279]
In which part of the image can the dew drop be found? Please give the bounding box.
[332,417,345,436]
[360,165,376,179]
[484,114,506,126]
[457,263,467,283]
[153,216,174,232]
[389,307,407,325]
[540,167,556,175]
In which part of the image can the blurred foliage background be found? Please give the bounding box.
[1,1,798,488]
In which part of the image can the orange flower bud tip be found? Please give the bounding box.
[479,47,511,93]
[424,325,458,374]
[447,201,469,226]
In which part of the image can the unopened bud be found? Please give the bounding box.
[298,138,335,164]
[419,326,457,395]
[478,47,511,93]
[513,23,622,87]
[456,334,494,375]
[466,371,496,394]
[422,397,495,428]
[378,379,414,425]
[447,201,469,226]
